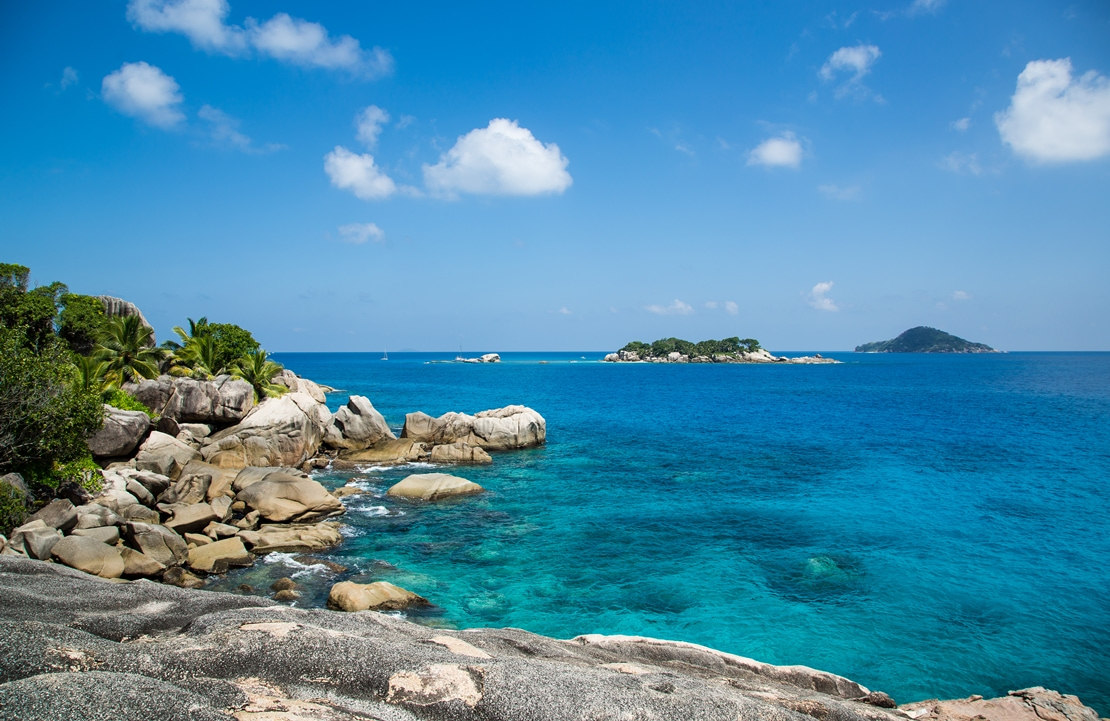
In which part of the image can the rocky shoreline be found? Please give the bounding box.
[0,370,1104,720]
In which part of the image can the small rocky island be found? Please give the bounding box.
[855,327,997,353]
[605,336,838,364]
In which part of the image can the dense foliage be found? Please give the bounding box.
[104,388,153,416]
[58,293,109,355]
[164,316,260,376]
[620,336,762,358]
[230,349,287,402]
[855,326,996,353]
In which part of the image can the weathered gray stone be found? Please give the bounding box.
[132,375,254,424]
[164,503,218,535]
[203,521,239,539]
[402,405,546,450]
[387,473,485,501]
[75,504,120,530]
[323,395,395,451]
[161,566,205,589]
[87,405,151,458]
[0,472,31,500]
[124,479,155,507]
[187,537,253,574]
[233,470,344,523]
[134,431,200,481]
[335,438,430,466]
[70,526,120,545]
[127,470,171,498]
[430,441,493,465]
[200,393,331,469]
[120,504,160,524]
[119,547,165,577]
[9,521,63,560]
[236,522,343,553]
[327,580,429,612]
[50,536,124,579]
[27,499,78,532]
[124,523,187,567]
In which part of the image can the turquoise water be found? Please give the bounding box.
[246,352,1110,711]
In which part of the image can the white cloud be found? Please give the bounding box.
[704,301,718,309]
[820,44,881,98]
[338,222,384,244]
[995,58,1110,163]
[356,105,390,149]
[127,0,392,77]
[748,131,803,168]
[127,0,247,53]
[645,299,694,316]
[396,114,416,129]
[818,183,861,200]
[909,0,948,14]
[725,301,739,315]
[953,290,972,300]
[324,146,397,200]
[807,281,839,312]
[60,67,78,90]
[951,117,971,132]
[675,142,695,156]
[101,61,185,128]
[939,151,982,175]
[198,104,249,148]
[558,307,572,315]
[423,119,572,197]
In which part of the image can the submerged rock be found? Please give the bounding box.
[327,580,429,612]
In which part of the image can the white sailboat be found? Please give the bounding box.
[381,350,388,361]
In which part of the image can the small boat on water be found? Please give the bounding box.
[381,350,388,360]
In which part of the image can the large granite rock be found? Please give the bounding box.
[387,473,485,501]
[155,460,237,506]
[335,438,430,467]
[98,296,155,346]
[236,522,343,553]
[7,521,62,560]
[901,688,1102,721]
[430,441,493,465]
[133,431,201,481]
[272,370,328,404]
[200,392,331,469]
[124,522,187,567]
[131,375,253,424]
[50,536,124,579]
[233,469,343,523]
[327,580,429,612]
[186,537,253,574]
[323,395,395,450]
[402,405,546,450]
[163,503,219,535]
[27,499,77,533]
[87,405,150,458]
[8,556,1092,721]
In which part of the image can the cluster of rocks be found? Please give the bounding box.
[604,348,839,364]
[3,368,545,608]
[2,556,1104,721]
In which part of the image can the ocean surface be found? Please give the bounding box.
[214,351,1110,713]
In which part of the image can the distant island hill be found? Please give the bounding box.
[604,337,838,364]
[855,327,998,354]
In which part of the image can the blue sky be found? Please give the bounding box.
[2,1,1108,351]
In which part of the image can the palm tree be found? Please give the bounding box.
[176,334,223,378]
[230,349,287,402]
[162,316,209,352]
[71,354,118,399]
[95,316,163,383]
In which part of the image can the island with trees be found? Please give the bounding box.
[604,336,837,364]
[854,326,997,353]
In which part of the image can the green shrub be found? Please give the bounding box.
[104,388,152,416]
[22,454,102,494]
[0,482,27,537]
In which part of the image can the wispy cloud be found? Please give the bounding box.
[127,0,393,78]
[953,290,972,300]
[939,151,982,175]
[558,306,572,315]
[337,222,385,244]
[355,105,390,149]
[60,67,79,90]
[748,131,803,168]
[818,183,861,200]
[807,281,839,312]
[820,44,882,100]
[646,299,694,316]
[725,301,739,315]
[908,0,948,15]
[197,104,282,152]
[995,58,1110,163]
[101,61,184,129]
[951,117,971,132]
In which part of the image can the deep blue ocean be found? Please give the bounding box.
[224,351,1110,712]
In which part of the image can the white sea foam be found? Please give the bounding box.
[354,505,391,517]
[261,552,336,579]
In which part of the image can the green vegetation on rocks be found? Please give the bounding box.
[620,336,762,358]
[855,326,997,353]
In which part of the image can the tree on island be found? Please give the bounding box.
[620,336,762,358]
[854,326,996,353]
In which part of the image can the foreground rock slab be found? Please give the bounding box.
[327,580,429,611]
[387,473,485,501]
[0,557,1103,721]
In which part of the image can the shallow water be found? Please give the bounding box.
[211,351,1110,713]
